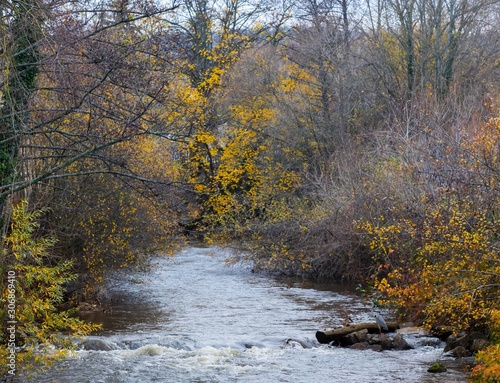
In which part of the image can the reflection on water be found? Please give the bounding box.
[78,287,170,334]
[22,246,470,383]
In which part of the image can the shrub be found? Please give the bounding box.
[357,110,500,331]
[0,201,100,376]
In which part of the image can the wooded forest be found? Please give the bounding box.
[1,0,499,379]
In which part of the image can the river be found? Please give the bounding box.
[23,246,470,382]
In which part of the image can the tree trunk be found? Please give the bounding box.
[316,322,400,344]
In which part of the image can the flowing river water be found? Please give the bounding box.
[24,246,470,382]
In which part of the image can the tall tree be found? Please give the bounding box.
[281,0,364,163]
[164,0,292,216]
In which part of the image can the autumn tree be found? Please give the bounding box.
[155,0,295,233]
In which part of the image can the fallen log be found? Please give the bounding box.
[316,322,400,344]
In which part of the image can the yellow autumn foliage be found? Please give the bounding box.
[0,201,100,376]
[471,309,500,383]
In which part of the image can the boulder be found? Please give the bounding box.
[454,334,472,349]
[366,333,387,345]
[342,330,368,346]
[445,334,471,352]
[450,346,471,358]
[470,339,490,353]
[365,333,412,350]
[391,333,412,350]
[444,334,457,352]
[444,331,488,355]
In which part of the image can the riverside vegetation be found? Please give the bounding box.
[1,0,499,381]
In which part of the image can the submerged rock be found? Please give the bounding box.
[417,337,442,347]
[82,339,113,351]
[349,342,383,352]
[428,362,447,373]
